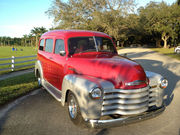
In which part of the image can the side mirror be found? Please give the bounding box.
[59,50,66,56]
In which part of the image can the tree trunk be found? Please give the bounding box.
[163,39,167,48]
[31,39,33,47]
[121,41,124,47]
[162,33,169,48]
[155,39,161,48]
[35,36,38,48]
[24,39,26,46]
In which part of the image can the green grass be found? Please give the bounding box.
[0,73,39,105]
[0,46,37,58]
[0,46,37,75]
[151,48,180,60]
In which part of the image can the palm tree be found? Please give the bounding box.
[23,34,28,46]
[31,27,47,48]
[0,37,2,46]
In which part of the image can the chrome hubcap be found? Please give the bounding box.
[38,77,41,86]
[69,97,77,119]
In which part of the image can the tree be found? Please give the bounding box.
[178,0,180,5]
[23,34,28,46]
[138,2,178,48]
[31,27,47,48]
[46,0,135,41]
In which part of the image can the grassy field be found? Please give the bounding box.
[151,48,180,60]
[0,46,37,75]
[0,73,39,105]
[0,46,37,58]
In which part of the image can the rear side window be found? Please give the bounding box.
[39,39,44,51]
[45,39,53,53]
[55,39,65,54]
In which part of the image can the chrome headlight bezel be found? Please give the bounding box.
[89,87,102,99]
[159,78,168,89]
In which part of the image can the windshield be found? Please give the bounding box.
[68,36,116,55]
[95,37,116,53]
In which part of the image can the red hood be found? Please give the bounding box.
[67,53,147,89]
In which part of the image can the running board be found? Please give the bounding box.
[42,79,62,102]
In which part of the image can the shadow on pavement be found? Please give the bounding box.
[119,51,156,59]
[134,59,179,106]
[121,51,180,106]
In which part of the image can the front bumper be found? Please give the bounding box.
[88,105,165,128]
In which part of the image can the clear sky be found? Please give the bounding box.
[0,0,177,38]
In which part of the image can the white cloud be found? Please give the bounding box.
[0,19,53,38]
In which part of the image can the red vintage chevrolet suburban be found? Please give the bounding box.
[35,30,168,128]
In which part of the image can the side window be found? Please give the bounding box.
[45,39,53,53]
[54,39,65,54]
[39,39,44,51]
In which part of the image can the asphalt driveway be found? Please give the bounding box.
[0,48,180,135]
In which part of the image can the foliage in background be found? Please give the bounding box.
[1,1,180,48]
[0,73,39,105]
[138,2,180,48]
[0,27,47,48]
[46,0,180,48]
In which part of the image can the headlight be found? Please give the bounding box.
[159,78,168,89]
[90,87,102,99]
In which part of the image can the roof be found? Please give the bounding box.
[41,30,110,39]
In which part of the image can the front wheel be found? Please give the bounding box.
[67,92,84,126]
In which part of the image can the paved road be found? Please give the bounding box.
[0,48,180,135]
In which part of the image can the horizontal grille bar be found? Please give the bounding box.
[101,86,159,116]
[102,107,148,116]
[104,87,149,94]
[102,102,148,111]
[103,91,149,99]
[103,96,149,105]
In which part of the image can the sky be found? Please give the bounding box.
[0,0,177,38]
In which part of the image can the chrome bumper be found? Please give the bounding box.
[88,105,165,128]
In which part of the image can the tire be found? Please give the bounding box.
[67,92,84,126]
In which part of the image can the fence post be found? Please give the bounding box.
[11,56,15,71]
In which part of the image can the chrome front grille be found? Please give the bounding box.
[101,86,158,116]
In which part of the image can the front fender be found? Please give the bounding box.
[61,74,114,120]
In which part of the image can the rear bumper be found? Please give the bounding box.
[88,105,165,128]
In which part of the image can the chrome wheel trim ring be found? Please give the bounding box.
[38,77,41,86]
[68,97,77,119]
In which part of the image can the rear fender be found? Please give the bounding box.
[35,60,44,79]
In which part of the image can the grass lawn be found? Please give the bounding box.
[0,46,37,75]
[151,48,180,60]
[0,73,39,105]
[0,46,37,58]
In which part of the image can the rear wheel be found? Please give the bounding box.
[67,92,84,126]
[37,71,42,87]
